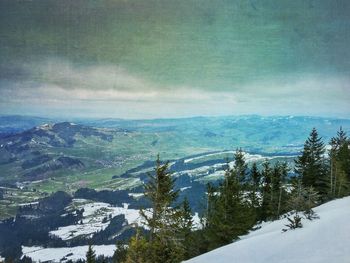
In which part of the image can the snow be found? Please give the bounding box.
[201,170,226,180]
[192,212,202,230]
[180,186,192,191]
[128,193,144,198]
[185,197,350,263]
[178,152,296,181]
[18,201,39,207]
[184,152,233,163]
[49,199,142,240]
[36,123,52,131]
[22,245,116,262]
[183,151,292,164]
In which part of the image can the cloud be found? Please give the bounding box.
[2,59,155,92]
[0,58,349,119]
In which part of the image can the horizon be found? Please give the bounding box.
[2,113,350,122]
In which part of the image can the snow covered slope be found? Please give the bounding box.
[185,197,350,263]
[22,245,116,262]
[49,199,142,240]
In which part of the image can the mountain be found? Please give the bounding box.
[1,115,350,187]
[0,122,115,182]
[1,115,349,220]
[1,115,349,184]
[185,196,350,263]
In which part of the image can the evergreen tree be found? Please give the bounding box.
[251,162,261,191]
[140,155,180,239]
[233,148,248,184]
[248,162,261,219]
[259,161,289,220]
[126,155,185,263]
[86,244,96,263]
[124,229,151,263]
[204,151,254,249]
[329,127,350,197]
[179,197,194,259]
[286,177,305,218]
[286,178,319,226]
[204,183,216,227]
[295,128,327,197]
[260,160,273,221]
[283,215,302,231]
[113,241,127,263]
[273,162,289,218]
[303,186,320,220]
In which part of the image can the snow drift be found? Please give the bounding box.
[185,196,350,263]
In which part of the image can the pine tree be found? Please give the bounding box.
[295,128,327,197]
[329,127,350,197]
[286,177,305,218]
[204,182,216,227]
[260,160,273,221]
[124,229,151,263]
[204,151,255,249]
[113,241,128,263]
[274,162,289,218]
[248,162,262,220]
[140,155,179,239]
[233,148,248,184]
[259,160,289,220]
[179,197,193,255]
[126,155,185,263]
[283,215,302,231]
[284,177,320,231]
[251,162,261,192]
[86,244,96,263]
[303,186,320,220]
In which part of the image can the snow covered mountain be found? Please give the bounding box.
[185,197,350,263]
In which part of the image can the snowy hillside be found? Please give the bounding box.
[49,199,142,240]
[22,245,116,262]
[185,197,350,263]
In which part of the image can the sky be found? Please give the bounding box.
[0,0,349,119]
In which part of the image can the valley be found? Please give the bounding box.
[1,115,350,220]
[0,115,350,261]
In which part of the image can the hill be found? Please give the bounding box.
[185,197,350,263]
[1,115,350,220]
[0,122,115,182]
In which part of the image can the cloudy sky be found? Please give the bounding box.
[0,0,349,119]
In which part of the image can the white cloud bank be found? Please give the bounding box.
[0,59,349,119]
